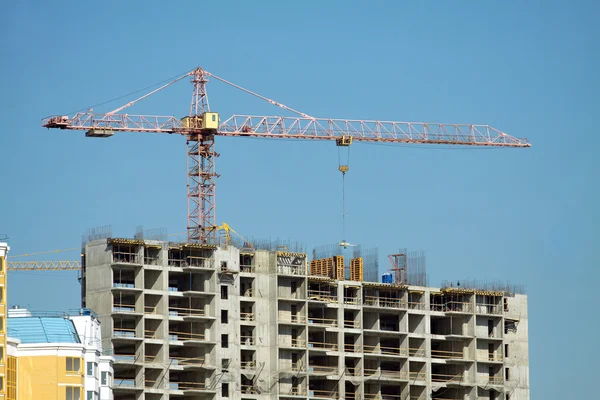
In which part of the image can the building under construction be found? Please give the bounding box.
[82,238,529,400]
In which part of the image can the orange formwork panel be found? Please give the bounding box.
[350,257,363,282]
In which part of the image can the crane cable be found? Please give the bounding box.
[337,142,351,241]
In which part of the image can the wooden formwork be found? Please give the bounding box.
[350,257,364,282]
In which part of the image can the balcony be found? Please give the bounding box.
[408,301,426,311]
[168,330,206,343]
[241,288,254,297]
[431,373,464,383]
[172,381,214,392]
[309,389,338,399]
[241,384,259,394]
[279,361,303,372]
[430,301,472,313]
[144,305,160,316]
[112,251,140,265]
[431,349,465,360]
[113,303,138,314]
[241,312,256,322]
[475,303,503,315]
[240,264,255,273]
[307,365,338,375]
[307,316,338,328]
[114,379,142,390]
[409,371,427,381]
[363,344,407,357]
[308,341,338,352]
[168,306,210,320]
[280,387,307,397]
[364,296,407,309]
[480,376,504,386]
[279,314,307,324]
[279,338,306,348]
[241,360,257,370]
[113,328,140,340]
[364,368,408,381]
[364,395,403,400]
[114,353,136,363]
[307,290,337,304]
[240,335,256,346]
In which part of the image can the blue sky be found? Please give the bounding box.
[1,1,598,397]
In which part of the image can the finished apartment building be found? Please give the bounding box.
[83,238,529,400]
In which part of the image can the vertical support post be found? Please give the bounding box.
[187,68,219,244]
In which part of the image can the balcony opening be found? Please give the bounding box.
[143,246,160,265]
[222,382,229,397]
[240,253,254,273]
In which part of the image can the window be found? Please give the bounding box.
[87,361,93,376]
[222,358,229,371]
[221,310,228,324]
[490,392,496,400]
[222,382,229,397]
[505,367,510,380]
[506,394,511,400]
[503,297,509,312]
[66,357,81,373]
[101,371,107,385]
[221,334,229,348]
[66,386,81,400]
[504,344,509,358]
[0,346,3,363]
[87,391,93,400]
[221,285,228,299]
[0,316,3,332]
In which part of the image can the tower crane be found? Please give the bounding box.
[42,67,530,245]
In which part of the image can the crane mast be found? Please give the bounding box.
[42,66,531,244]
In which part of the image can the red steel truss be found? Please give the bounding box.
[42,67,531,243]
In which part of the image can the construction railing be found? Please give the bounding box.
[240,360,256,369]
[170,356,205,366]
[308,365,338,374]
[144,305,159,315]
[113,328,137,338]
[364,296,407,309]
[240,312,255,322]
[186,256,215,268]
[144,355,158,363]
[364,394,403,400]
[114,379,139,388]
[168,330,205,341]
[309,389,339,399]
[344,319,360,328]
[113,251,139,264]
[279,338,306,348]
[408,301,426,310]
[431,373,464,383]
[280,387,307,396]
[475,303,503,315]
[344,296,360,305]
[409,347,426,357]
[240,264,254,273]
[240,335,255,346]
[345,366,361,376]
[409,371,427,381]
[430,301,473,313]
[363,344,408,356]
[144,330,158,339]
[242,385,259,394]
[345,344,361,353]
[307,290,338,303]
[168,258,186,267]
[143,255,160,265]
[144,379,163,389]
[307,316,338,327]
[168,306,207,317]
[113,303,136,313]
[308,340,338,351]
[431,349,464,359]
[112,281,135,288]
[480,353,504,362]
[114,353,136,362]
[174,381,210,391]
[481,376,504,385]
[279,362,302,371]
[278,314,307,324]
[363,368,408,380]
